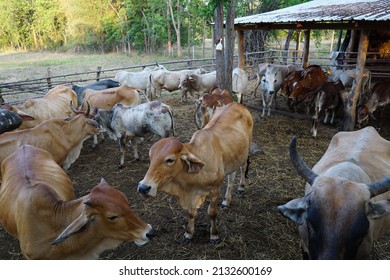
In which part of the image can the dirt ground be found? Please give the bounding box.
[0,80,390,260]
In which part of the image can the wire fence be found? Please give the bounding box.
[1,49,389,105]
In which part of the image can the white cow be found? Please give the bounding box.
[326,67,371,93]
[92,101,175,168]
[114,64,167,100]
[178,71,217,101]
[148,68,206,101]
[232,68,248,100]
[260,64,300,117]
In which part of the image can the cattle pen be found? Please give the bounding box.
[1,37,390,260]
[1,67,390,260]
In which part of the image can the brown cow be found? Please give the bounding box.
[278,128,390,259]
[194,89,233,130]
[0,113,101,180]
[311,80,344,137]
[3,85,78,130]
[137,102,253,243]
[358,81,390,129]
[289,65,327,114]
[0,145,153,259]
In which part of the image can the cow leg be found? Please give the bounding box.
[117,136,127,168]
[329,110,336,125]
[208,193,219,243]
[222,172,237,207]
[237,160,248,194]
[323,110,330,124]
[183,207,198,244]
[261,93,266,117]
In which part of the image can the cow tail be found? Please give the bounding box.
[167,105,175,136]
[245,156,250,179]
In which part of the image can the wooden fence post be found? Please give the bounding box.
[96,66,102,81]
[46,67,52,89]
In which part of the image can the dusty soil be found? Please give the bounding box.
[0,80,390,260]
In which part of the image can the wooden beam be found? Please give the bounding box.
[237,30,245,70]
[234,21,389,31]
[342,30,370,131]
[302,30,310,68]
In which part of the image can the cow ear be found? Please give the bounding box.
[367,200,390,219]
[277,197,308,225]
[50,211,93,245]
[12,108,35,121]
[180,153,205,173]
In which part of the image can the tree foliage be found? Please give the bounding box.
[0,0,313,53]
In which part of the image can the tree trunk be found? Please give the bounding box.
[342,30,370,131]
[283,30,294,64]
[167,6,173,56]
[224,0,235,92]
[214,4,224,88]
[168,0,182,57]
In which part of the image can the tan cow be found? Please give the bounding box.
[137,102,253,243]
[0,145,153,259]
[278,127,390,259]
[79,84,141,147]
[4,85,78,130]
[0,113,101,180]
[80,85,141,111]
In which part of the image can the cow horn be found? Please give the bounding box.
[85,101,91,116]
[289,136,318,185]
[70,100,78,114]
[368,177,390,198]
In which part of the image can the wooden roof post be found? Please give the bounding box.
[342,29,370,131]
[238,29,245,70]
[302,30,310,68]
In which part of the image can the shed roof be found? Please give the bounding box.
[234,0,390,30]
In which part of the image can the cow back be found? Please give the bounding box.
[0,145,74,239]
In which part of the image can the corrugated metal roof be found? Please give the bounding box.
[235,0,390,25]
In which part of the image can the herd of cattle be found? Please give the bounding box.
[0,61,390,259]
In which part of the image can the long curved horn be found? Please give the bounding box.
[368,177,390,198]
[85,101,91,116]
[289,136,318,185]
[70,100,78,114]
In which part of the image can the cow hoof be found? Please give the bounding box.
[209,238,219,245]
[117,164,124,169]
[181,236,191,245]
[236,189,245,195]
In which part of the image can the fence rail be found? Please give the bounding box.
[1,49,389,105]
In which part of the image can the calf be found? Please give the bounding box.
[358,81,390,129]
[0,145,153,259]
[194,89,233,130]
[311,80,344,137]
[137,102,253,243]
[92,101,175,168]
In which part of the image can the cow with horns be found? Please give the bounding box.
[278,127,390,259]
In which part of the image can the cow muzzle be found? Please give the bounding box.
[137,182,157,197]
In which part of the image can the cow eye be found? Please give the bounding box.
[165,158,175,165]
[108,215,119,221]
